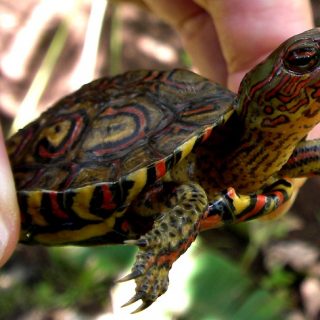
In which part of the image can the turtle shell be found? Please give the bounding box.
[7,69,235,243]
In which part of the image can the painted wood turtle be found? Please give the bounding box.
[7,28,320,312]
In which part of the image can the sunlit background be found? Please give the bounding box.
[1,1,320,319]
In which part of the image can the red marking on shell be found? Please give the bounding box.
[181,105,214,116]
[39,114,84,159]
[155,160,166,178]
[13,127,35,154]
[201,127,212,142]
[100,184,116,210]
[158,71,187,89]
[61,163,78,188]
[18,168,45,189]
[50,192,69,219]
[143,70,161,82]
[121,220,130,233]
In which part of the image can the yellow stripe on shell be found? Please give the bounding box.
[32,218,117,244]
[125,167,148,203]
[72,185,105,221]
[43,120,71,147]
[178,136,197,160]
[83,115,137,150]
[27,191,48,226]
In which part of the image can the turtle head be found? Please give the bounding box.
[237,28,320,136]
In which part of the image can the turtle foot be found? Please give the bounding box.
[119,230,172,313]
[119,183,208,312]
[119,247,170,313]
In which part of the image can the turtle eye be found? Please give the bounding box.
[284,45,319,73]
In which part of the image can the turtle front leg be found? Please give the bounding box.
[201,178,294,230]
[119,182,208,313]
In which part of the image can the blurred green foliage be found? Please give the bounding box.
[183,249,290,320]
[2,1,320,318]
[0,245,136,318]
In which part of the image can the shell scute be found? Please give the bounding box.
[8,69,235,207]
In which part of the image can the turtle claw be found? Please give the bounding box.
[120,265,168,312]
[121,292,153,313]
[121,292,144,308]
[117,269,143,283]
[131,300,153,314]
[119,183,207,312]
[124,238,148,247]
[119,238,170,312]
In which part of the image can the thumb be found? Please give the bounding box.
[0,127,20,267]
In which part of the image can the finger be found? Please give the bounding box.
[143,0,227,83]
[0,128,20,267]
[195,0,317,140]
[195,0,314,90]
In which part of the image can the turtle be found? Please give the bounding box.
[6,28,320,312]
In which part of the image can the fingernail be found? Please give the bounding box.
[0,218,9,261]
[0,127,20,266]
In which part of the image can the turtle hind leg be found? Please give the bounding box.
[118,182,208,312]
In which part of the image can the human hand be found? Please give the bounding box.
[142,0,314,90]
[142,0,315,212]
[0,127,20,266]
[0,1,315,265]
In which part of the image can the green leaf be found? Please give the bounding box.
[184,250,289,320]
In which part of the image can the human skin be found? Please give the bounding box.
[141,0,316,215]
[0,128,20,267]
[143,0,314,89]
[0,0,315,265]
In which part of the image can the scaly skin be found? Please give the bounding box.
[120,183,207,312]
[120,29,320,311]
[280,139,320,177]
[7,29,320,312]
[193,28,320,194]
